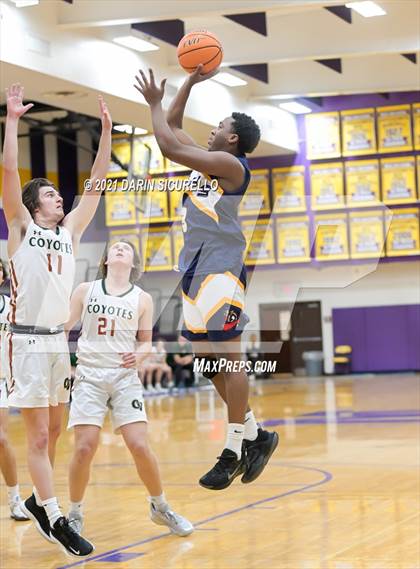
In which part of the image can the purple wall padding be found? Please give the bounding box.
[333,305,420,372]
[0,209,6,240]
[407,305,420,370]
[332,307,367,371]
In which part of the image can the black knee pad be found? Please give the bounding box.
[195,356,219,379]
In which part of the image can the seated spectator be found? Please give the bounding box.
[143,339,172,393]
[167,334,194,390]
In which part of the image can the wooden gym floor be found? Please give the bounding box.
[1,373,419,569]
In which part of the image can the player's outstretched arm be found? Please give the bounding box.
[64,97,112,238]
[166,64,217,149]
[134,69,244,190]
[2,84,33,227]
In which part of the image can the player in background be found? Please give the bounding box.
[0,258,29,521]
[65,241,193,537]
[2,83,111,556]
[134,69,278,491]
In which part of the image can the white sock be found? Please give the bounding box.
[7,484,20,504]
[149,493,168,512]
[244,410,259,441]
[225,423,244,459]
[33,486,43,507]
[69,501,83,516]
[42,497,62,527]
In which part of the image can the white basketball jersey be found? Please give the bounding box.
[77,279,142,368]
[0,295,10,379]
[9,221,75,328]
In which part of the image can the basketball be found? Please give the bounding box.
[177,30,223,74]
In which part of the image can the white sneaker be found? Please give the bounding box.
[10,499,30,521]
[150,503,194,537]
[68,511,84,534]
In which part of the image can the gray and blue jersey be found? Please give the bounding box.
[178,155,251,276]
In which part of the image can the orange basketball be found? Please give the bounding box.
[177,30,223,74]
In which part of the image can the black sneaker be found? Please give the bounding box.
[50,516,95,557]
[199,448,245,490]
[241,429,279,484]
[20,494,55,543]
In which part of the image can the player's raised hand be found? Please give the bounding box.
[134,69,167,106]
[6,84,34,119]
[187,64,219,85]
[99,95,112,131]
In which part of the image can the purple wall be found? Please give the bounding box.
[332,304,420,372]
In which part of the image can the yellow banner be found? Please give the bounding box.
[381,157,417,204]
[345,159,381,207]
[377,105,413,153]
[141,226,173,271]
[341,108,376,156]
[105,189,137,226]
[310,162,344,210]
[241,219,275,265]
[276,216,311,263]
[164,157,189,173]
[315,213,349,260]
[142,134,165,174]
[137,179,169,223]
[272,166,306,213]
[108,135,152,179]
[168,176,189,220]
[239,169,270,216]
[108,136,130,178]
[349,210,385,259]
[385,208,420,256]
[413,103,420,151]
[109,229,141,254]
[171,223,184,265]
[305,112,341,160]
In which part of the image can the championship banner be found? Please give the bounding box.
[239,169,270,216]
[108,136,130,178]
[276,216,310,263]
[165,157,189,173]
[137,179,169,223]
[241,219,275,265]
[413,103,420,151]
[105,190,137,226]
[168,176,189,220]
[310,162,344,210]
[109,229,141,254]
[385,208,420,256]
[381,157,417,204]
[315,213,349,260]
[141,226,173,271]
[272,166,306,213]
[345,159,381,207]
[171,223,184,265]
[349,210,385,259]
[377,105,413,153]
[341,108,376,156]
[142,134,165,174]
[305,112,341,160]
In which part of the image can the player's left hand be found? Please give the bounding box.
[120,352,138,368]
[134,69,167,106]
[99,96,112,131]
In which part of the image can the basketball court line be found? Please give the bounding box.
[56,464,333,569]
